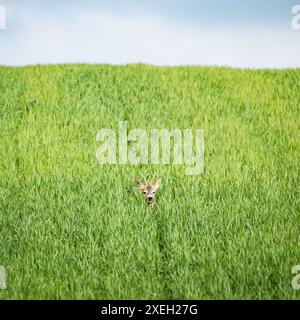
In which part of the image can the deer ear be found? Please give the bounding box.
[136,180,144,190]
[152,179,161,192]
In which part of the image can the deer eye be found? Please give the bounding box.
[153,191,155,194]
[143,191,147,194]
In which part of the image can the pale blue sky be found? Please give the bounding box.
[0,0,300,67]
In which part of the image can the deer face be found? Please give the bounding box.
[136,178,161,205]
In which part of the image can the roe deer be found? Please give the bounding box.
[136,174,161,208]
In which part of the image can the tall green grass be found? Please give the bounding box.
[0,64,299,299]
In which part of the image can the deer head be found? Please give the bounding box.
[136,174,161,207]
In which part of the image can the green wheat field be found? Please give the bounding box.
[0,64,299,299]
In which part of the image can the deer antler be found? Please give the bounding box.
[150,172,156,184]
[139,171,148,185]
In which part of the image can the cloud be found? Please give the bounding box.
[1,8,300,68]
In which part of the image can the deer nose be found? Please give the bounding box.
[148,196,153,201]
